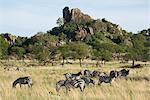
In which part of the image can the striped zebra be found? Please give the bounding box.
[98,71,117,85]
[118,69,129,77]
[12,76,33,88]
[64,72,82,80]
[81,70,93,77]
[92,70,107,78]
[81,77,95,85]
[56,79,85,93]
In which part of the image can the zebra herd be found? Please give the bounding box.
[56,69,129,93]
[12,68,129,93]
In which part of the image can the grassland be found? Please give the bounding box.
[0,60,150,100]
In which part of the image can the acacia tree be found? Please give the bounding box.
[70,42,90,67]
[57,44,71,66]
[125,34,145,66]
[125,47,139,66]
[9,46,26,60]
[31,43,50,65]
[92,49,112,67]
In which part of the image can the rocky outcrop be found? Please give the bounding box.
[63,7,72,23]
[63,7,92,23]
[3,33,17,45]
[123,37,133,46]
[71,8,92,23]
[75,27,94,40]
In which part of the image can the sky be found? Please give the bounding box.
[0,0,149,37]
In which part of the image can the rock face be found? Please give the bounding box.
[71,8,92,23]
[63,7,92,23]
[75,27,94,40]
[63,7,71,23]
[3,34,17,45]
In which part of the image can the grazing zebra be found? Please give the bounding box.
[12,76,33,88]
[92,70,107,78]
[64,72,82,80]
[56,80,66,92]
[118,69,130,77]
[81,70,93,77]
[56,79,85,93]
[81,77,95,85]
[98,71,116,85]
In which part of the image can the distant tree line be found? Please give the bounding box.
[0,18,149,67]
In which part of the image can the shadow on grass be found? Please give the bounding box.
[125,76,150,81]
[120,64,144,69]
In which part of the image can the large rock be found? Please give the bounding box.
[3,33,17,45]
[71,8,92,23]
[75,27,94,40]
[63,7,71,23]
[63,7,92,23]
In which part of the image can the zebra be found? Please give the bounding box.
[12,76,33,88]
[56,80,66,92]
[64,71,82,80]
[92,70,107,78]
[98,71,117,85]
[56,79,85,93]
[118,69,129,77]
[81,70,93,77]
[81,76,95,85]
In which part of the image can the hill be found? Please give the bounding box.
[0,7,149,66]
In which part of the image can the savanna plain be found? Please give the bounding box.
[0,60,150,100]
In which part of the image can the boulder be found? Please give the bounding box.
[3,33,17,45]
[63,7,71,23]
[75,27,94,40]
[63,7,92,24]
[71,8,92,23]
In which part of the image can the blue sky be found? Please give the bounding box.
[0,0,149,37]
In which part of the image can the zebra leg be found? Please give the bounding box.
[65,87,70,94]
[80,85,85,92]
[109,82,112,86]
[28,84,31,88]
[19,83,22,88]
[98,81,103,86]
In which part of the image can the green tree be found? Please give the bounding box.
[0,36,9,59]
[56,17,64,26]
[31,43,49,65]
[57,44,71,66]
[125,47,139,66]
[10,46,26,59]
[69,42,90,67]
[92,49,112,66]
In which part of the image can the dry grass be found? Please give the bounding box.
[0,60,150,100]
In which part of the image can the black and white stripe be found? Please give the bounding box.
[56,79,85,93]
[12,76,33,88]
[118,69,129,77]
[81,70,93,77]
[92,70,107,78]
[98,71,116,85]
[81,76,95,85]
[64,72,82,80]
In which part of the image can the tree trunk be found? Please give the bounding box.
[51,60,54,66]
[132,60,135,66]
[62,57,65,67]
[79,58,82,67]
[96,60,101,67]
